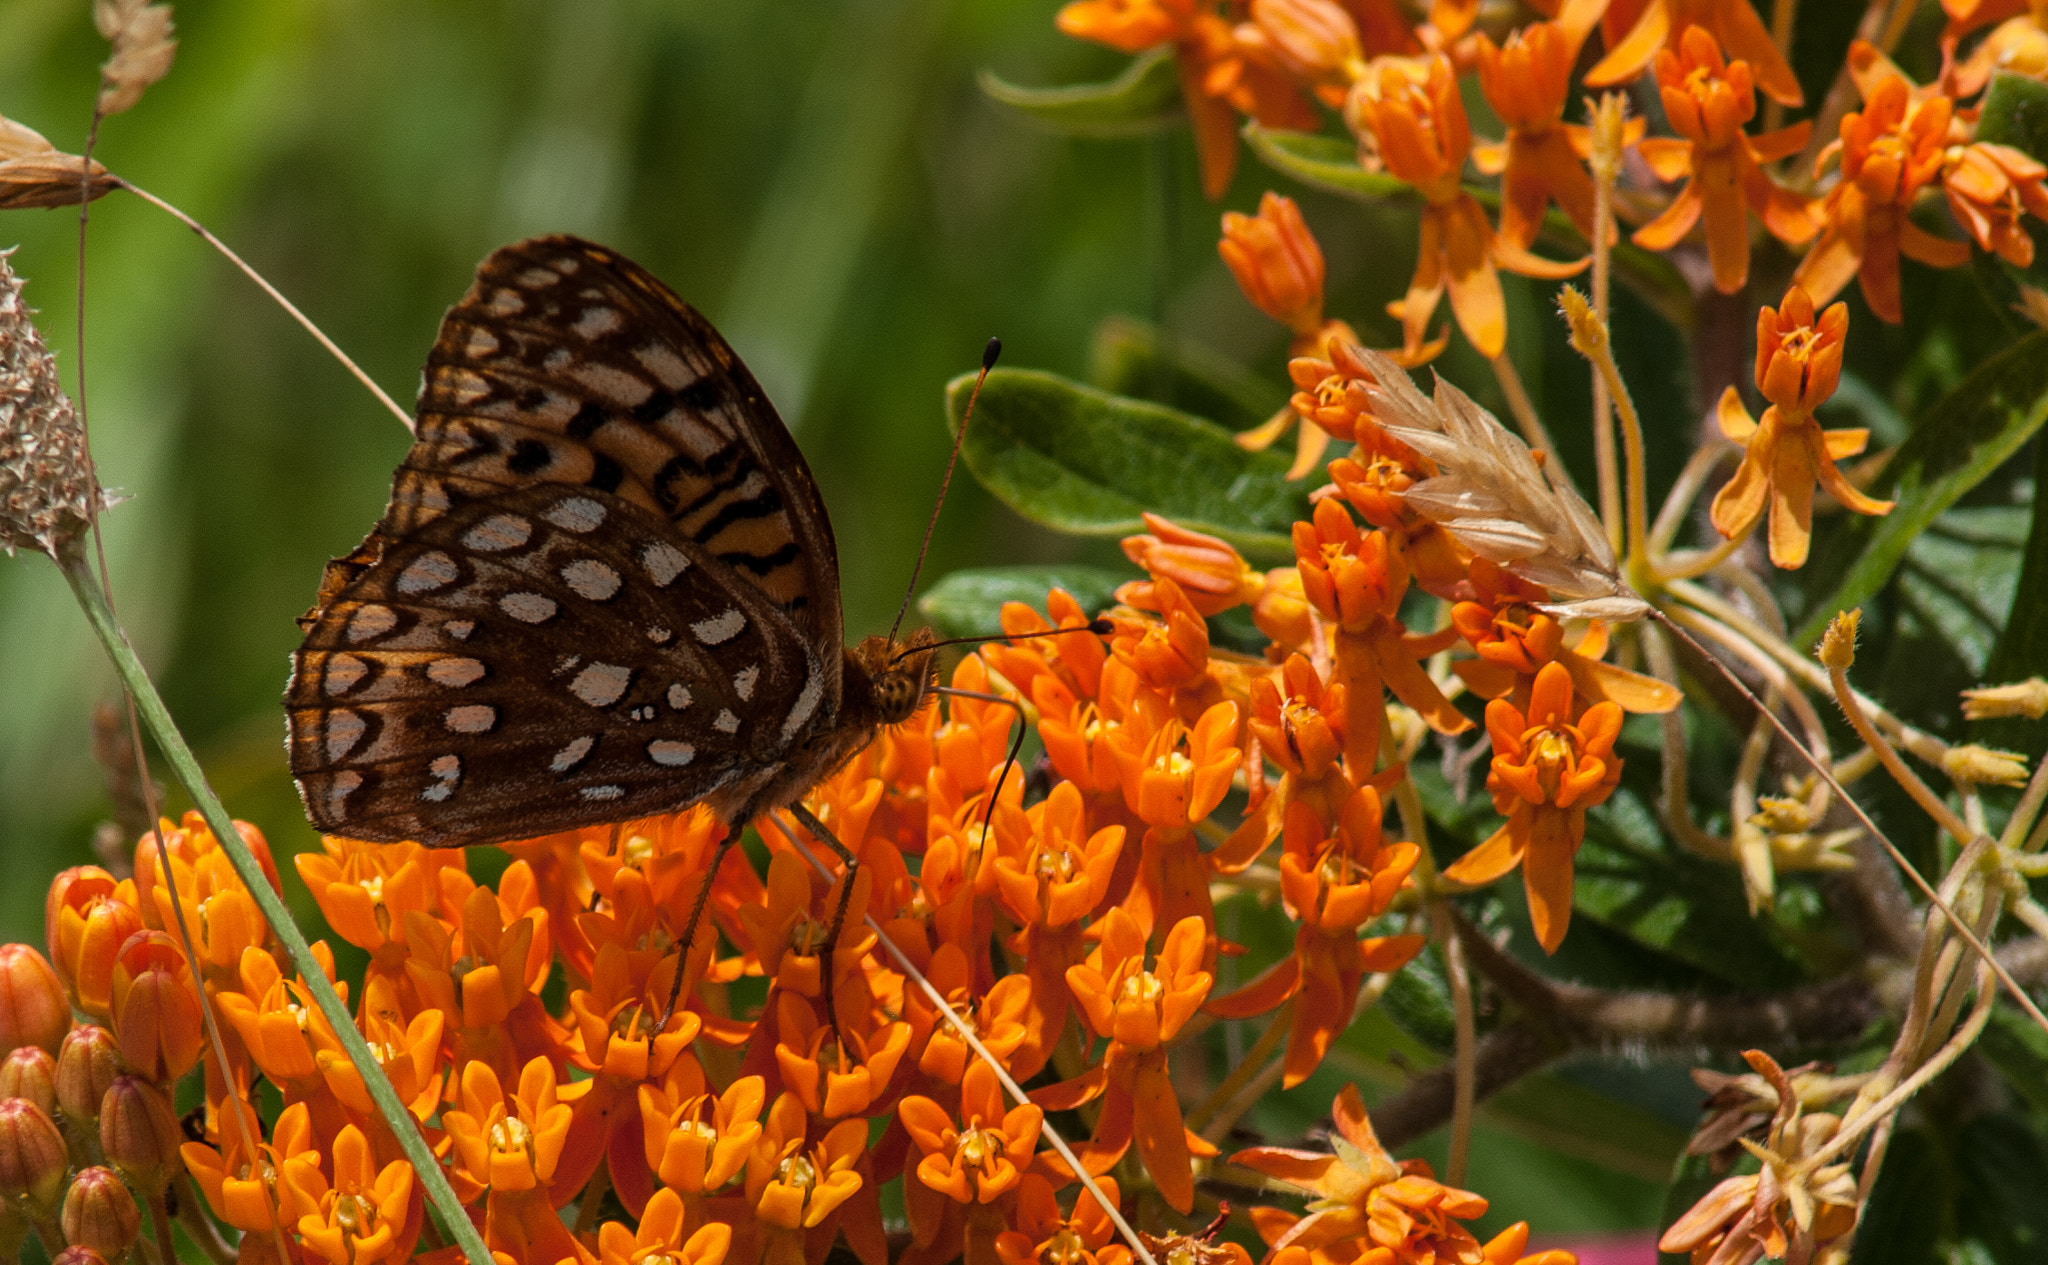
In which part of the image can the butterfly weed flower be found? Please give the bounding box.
[1941,137,2048,265]
[1442,661,1623,953]
[1448,558,1679,713]
[1630,26,1817,295]
[635,1071,764,1213]
[285,1122,421,1265]
[1119,513,1267,617]
[1346,56,1586,360]
[586,1190,733,1265]
[43,868,141,1024]
[1054,0,1316,198]
[1584,0,1803,108]
[742,1092,871,1265]
[1710,285,1892,569]
[1208,790,1423,1085]
[1473,5,1628,251]
[1794,70,1967,323]
[897,1061,1044,1265]
[1043,910,1215,1214]
[994,1174,1132,1265]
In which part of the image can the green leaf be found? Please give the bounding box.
[1478,1073,1689,1182]
[977,49,1181,138]
[946,368,1313,563]
[1088,313,1287,432]
[1956,1115,2048,1263]
[1570,788,1807,990]
[1977,72,2048,159]
[1242,125,1694,329]
[916,564,1128,639]
[1796,330,2048,649]
[1242,126,1412,201]
[1851,1127,1947,1265]
[1980,1004,2048,1114]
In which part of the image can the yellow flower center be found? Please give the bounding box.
[333,1193,371,1236]
[1119,971,1164,1006]
[489,1115,533,1161]
[956,1124,999,1170]
[622,834,657,865]
[1046,1228,1090,1265]
[1036,844,1077,883]
[1156,751,1193,780]
[359,876,385,903]
[778,1154,817,1195]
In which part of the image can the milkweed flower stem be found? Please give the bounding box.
[1558,288,1648,585]
[49,539,495,1265]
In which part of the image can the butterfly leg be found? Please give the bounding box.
[658,821,743,1031]
[786,801,861,1035]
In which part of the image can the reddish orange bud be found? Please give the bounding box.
[55,1026,119,1129]
[61,1167,138,1262]
[0,945,70,1060]
[45,867,141,1020]
[1120,513,1265,616]
[52,1248,109,1265]
[107,931,204,1083]
[0,1098,67,1212]
[0,1049,55,1119]
[1220,192,1327,336]
[99,1075,182,1195]
[1754,286,1847,414]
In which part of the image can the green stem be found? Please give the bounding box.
[53,543,493,1265]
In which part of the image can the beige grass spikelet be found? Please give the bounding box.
[1349,344,1649,622]
[96,1,178,118]
[0,116,116,210]
[0,251,116,558]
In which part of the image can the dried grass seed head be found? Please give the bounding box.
[95,1,178,118]
[1349,343,1648,621]
[0,251,115,558]
[0,117,115,211]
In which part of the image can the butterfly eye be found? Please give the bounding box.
[874,669,930,724]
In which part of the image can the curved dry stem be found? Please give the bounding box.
[115,179,414,432]
[1826,657,1973,844]
[1650,608,2048,1043]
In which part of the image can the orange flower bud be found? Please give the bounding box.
[107,931,204,1083]
[1252,566,1314,651]
[1247,0,1363,87]
[44,868,141,1020]
[0,945,70,1059]
[1754,286,1847,414]
[0,1049,55,1119]
[55,1026,119,1130]
[1220,191,1326,336]
[60,1167,138,1263]
[51,1249,108,1265]
[0,1098,67,1212]
[99,1075,182,1196]
[1120,513,1264,615]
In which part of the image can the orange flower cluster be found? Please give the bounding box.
[1054,0,2046,353]
[0,342,1713,1264]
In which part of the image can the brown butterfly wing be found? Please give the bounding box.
[287,236,846,846]
[376,233,840,651]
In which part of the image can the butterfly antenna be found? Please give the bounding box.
[892,620,1113,664]
[933,685,1031,862]
[888,336,1001,646]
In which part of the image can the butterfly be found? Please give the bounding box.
[285,234,939,849]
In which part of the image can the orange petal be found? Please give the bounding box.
[1714,0,1804,105]
[1583,0,1668,88]
[1442,818,1526,886]
[1522,809,1579,953]
[1716,385,1757,441]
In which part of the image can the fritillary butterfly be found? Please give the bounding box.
[285,235,938,847]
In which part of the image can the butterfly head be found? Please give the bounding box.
[850,627,940,726]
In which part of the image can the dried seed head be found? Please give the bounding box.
[1350,344,1647,621]
[95,2,178,119]
[1818,610,1859,670]
[0,252,115,558]
[1961,677,2048,721]
[0,117,116,211]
